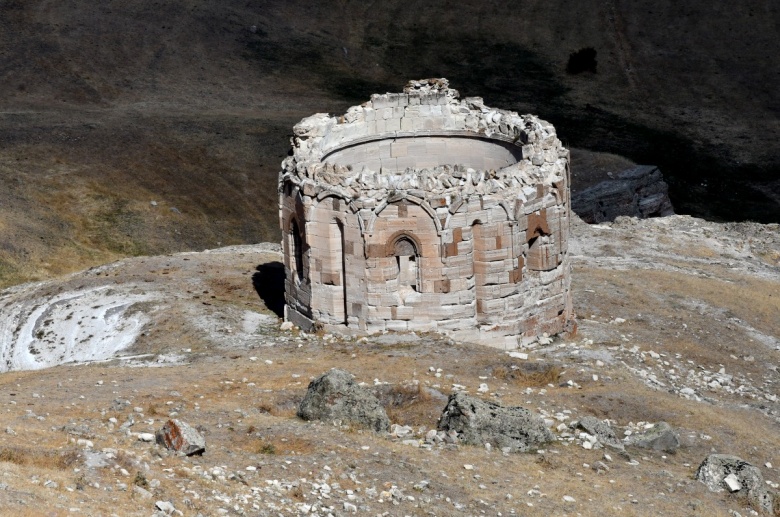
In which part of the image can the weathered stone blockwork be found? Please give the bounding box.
[279,79,574,348]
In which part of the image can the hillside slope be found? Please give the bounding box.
[0,0,778,286]
[0,214,778,515]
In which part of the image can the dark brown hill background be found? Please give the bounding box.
[1,0,778,287]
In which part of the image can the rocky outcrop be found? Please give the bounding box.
[297,369,390,432]
[437,392,554,452]
[156,419,206,456]
[571,165,674,223]
[696,454,773,513]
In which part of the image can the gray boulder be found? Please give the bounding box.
[437,392,554,452]
[626,421,679,453]
[571,165,674,223]
[696,454,773,513]
[155,419,205,456]
[575,416,625,451]
[297,369,390,432]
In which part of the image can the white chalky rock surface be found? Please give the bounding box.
[0,284,157,372]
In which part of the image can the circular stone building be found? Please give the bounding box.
[279,79,574,348]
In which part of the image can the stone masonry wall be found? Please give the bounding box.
[279,79,574,348]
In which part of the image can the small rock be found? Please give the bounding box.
[507,352,528,360]
[390,424,413,437]
[137,433,155,442]
[155,419,206,456]
[280,321,294,331]
[626,421,679,453]
[575,416,624,451]
[133,485,153,500]
[155,501,175,515]
[723,473,742,492]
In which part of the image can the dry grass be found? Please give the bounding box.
[239,434,316,457]
[0,446,80,470]
[590,266,780,334]
[491,362,563,388]
[256,390,302,418]
[375,383,445,427]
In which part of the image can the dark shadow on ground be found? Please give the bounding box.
[252,261,285,318]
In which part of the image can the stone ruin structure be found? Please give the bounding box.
[278,79,574,348]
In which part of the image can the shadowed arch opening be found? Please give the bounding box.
[323,219,348,325]
[392,235,419,292]
[290,219,304,281]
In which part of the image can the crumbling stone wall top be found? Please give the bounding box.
[281,78,568,207]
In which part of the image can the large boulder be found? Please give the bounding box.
[297,369,390,432]
[571,165,674,223]
[155,419,205,456]
[437,392,554,452]
[626,421,679,453]
[696,454,773,513]
[575,416,625,451]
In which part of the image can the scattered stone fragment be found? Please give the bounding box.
[723,473,742,492]
[297,369,390,432]
[390,424,413,437]
[437,392,554,453]
[155,419,206,456]
[137,433,155,442]
[695,454,773,513]
[155,501,175,515]
[133,485,153,500]
[574,416,625,451]
[626,421,679,453]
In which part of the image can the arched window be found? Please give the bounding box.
[393,236,419,292]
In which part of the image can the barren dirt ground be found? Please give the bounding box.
[0,215,777,516]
